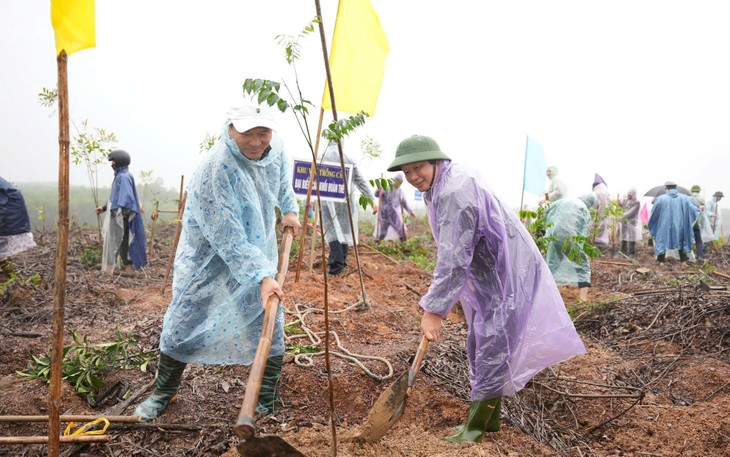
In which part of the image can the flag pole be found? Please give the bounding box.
[520,136,528,214]
[316,0,369,311]
[49,49,70,457]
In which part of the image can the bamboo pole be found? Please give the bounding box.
[49,49,71,457]
[308,204,320,271]
[161,191,187,295]
[0,415,140,423]
[147,200,159,257]
[295,108,326,282]
[0,435,111,445]
[711,270,730,280]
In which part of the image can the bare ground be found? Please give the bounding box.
[1,220,729,457]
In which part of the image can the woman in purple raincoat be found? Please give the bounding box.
[375,173,416,241]
[387,135,586,443]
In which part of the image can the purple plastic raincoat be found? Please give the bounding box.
[421,161,586,401]
[375,185,413,240]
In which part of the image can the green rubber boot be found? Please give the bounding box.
[445,397,502,443]
[256,354,283,416]
[485,397,502,432]
[134,353,187,422]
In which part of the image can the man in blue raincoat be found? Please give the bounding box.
[96,150,147,274]
[134,101,300,422]
[648,181,699,262]
[388,135,586,443]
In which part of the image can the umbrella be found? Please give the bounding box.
[644,185,691,198]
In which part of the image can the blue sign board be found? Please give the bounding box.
[292,159,353,202]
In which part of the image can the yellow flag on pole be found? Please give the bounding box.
[322,0,389,116]
[51,0,96,56]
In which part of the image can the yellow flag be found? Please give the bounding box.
[322,0,389,116]
[51,0,96,56]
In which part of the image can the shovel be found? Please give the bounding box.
[234,228,306,457]
[353,335,429,443]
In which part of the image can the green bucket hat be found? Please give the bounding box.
[691,185,701,193]
[387,135,451,172]
[714,191,724,197]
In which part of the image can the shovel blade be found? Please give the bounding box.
[355,370,409,443]
[236,435,306,457]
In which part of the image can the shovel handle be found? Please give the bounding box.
[235,228,294,439]
[407,335,429,387]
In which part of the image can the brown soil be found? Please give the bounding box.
[1,221,729,457]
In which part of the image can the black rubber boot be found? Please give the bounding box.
[621,241,628,255]
[134,353,187,422]
[628,241,636,256]
[256,354,283,416]
[444,397,502,443]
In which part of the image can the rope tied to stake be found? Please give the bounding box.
[63,417,109,436]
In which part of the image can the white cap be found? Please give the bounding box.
[227,103,276,133]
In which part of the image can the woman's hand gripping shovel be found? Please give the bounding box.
[351,335,429,443]
[235,227,306,457]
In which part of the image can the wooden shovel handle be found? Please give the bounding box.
[407,335,429,387]
[234,228,294,439]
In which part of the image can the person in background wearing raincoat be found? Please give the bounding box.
[374,173,415,242]
[538,165,567,206]
[689,185,712,263]
[134,102,301,422]
[647,181,699,263]
[319,141,378,276]
[545,193,596,302]
[387,135,586,443]
[0,177,37,269]
[590,175,611,254]
[618,188,641,257]
[95,150,147,274]
[706,191,724,243]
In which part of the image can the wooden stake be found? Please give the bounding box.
[161,191,187,295]
[308,204,320,271]
[147,200,159,258]
[0,435,110,445]
[295,108,325,282]
[0,415,140,423]
[711,270,730,280]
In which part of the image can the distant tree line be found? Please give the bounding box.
[13,181,181,232]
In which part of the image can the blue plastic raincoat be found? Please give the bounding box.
[546,166,567,202]
[319,143,375,245]
[706,196,723,241]
[159,126,299,365]
[0,177,36,259]
[690,192,713,242]
[421,161,585,401]
[101,166,147,271]
[648,189,699,255]
[544,195,594,286]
